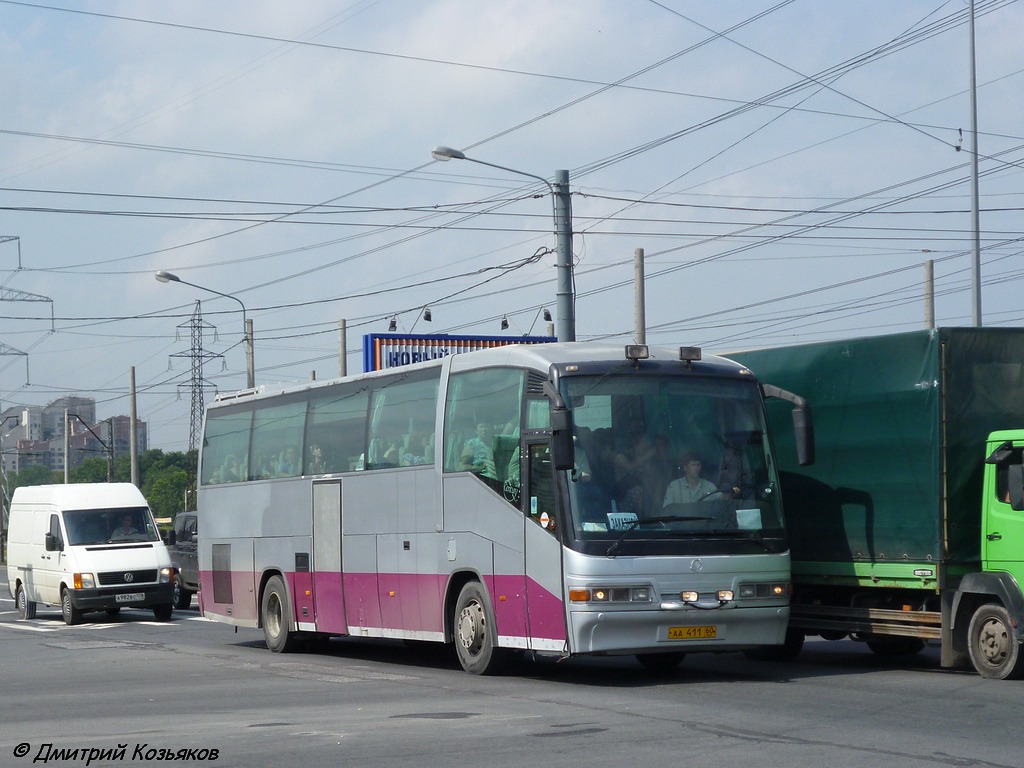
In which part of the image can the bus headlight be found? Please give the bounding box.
[569,586,654,604]
[738,582,790,599]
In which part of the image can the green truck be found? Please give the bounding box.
[731,327,1024,680]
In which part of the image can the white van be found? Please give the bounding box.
[7,483,175,624]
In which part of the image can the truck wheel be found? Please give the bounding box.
[61,588,83,626]
[173,578,192,610]
[16,583,36,620]
[453,581,509,675]
[968,603,1024,680]
[261,575,300,653]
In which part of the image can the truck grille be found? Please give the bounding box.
[98,570,158,586]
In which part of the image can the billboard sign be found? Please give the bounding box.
[363,333,555,372]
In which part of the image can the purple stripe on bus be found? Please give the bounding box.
[201,569,567,643]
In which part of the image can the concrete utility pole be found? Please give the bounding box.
[431,147,576,342]
[130,367,139,487]
[968,0,982,326]
[634,248,646,345]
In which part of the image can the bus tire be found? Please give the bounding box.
[16,583,36,620]
[453,581,509,675]
[262,575,301,653]
[968,603,1024,680]
[61,588,83,626]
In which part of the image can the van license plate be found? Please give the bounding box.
[116,593,145,603]
[668,625,717,640]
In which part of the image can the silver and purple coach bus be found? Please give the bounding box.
[196,343,813,674]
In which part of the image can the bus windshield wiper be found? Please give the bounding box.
[605,515,712,557]
[705,529,773,552]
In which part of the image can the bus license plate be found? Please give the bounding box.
[116,593,145,603]
[668,625,717,640]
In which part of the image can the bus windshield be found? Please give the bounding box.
[562,373,782,544]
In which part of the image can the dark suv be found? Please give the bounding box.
[170,512,199,609]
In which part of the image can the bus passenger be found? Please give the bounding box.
[461,422,497,479]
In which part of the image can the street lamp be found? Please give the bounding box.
[155,270,255,388]
[431,146,575,342]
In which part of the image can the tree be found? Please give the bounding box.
[9,464,60,490]
[10,449,195,519]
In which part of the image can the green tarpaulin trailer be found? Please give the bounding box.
[730,327,1024,679]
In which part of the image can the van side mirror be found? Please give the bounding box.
[44,532,62,552]
[167,529,177,546]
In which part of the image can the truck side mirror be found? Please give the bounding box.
[1009,464,1024,511]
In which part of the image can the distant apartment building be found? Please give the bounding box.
[0,396,147,474]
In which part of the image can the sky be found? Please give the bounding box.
[1,0,1023,453]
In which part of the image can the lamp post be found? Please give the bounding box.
[431,146,575,342]
[155,270,255,388]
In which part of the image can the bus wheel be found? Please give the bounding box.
[16,583,36,620]
[968,603,1024,680]
[61,588,83,626]
[262,575,300,653]
[636,652,686,672]
[453,582,509,675]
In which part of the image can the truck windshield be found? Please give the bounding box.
[63,506,160,545]
[562,373,783,548]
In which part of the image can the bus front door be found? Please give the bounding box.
[311,480,348,634]
[523,441,569,650]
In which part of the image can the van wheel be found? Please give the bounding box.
[106,607,121,617]
[173,578,192,610]
[261,575,300,653]
[16,584,36,620]
[153,604,173,621]
[61,589,83,626]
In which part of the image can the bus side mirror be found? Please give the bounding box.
[1009,464,1024,511]
[762,384,815,467]
[550,408,574,471]
[792,404,815,467]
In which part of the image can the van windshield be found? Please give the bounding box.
[63,506,159,545]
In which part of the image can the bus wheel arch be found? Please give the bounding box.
[260,572,301,653]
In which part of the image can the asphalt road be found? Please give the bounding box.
[1,566,1019,768]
